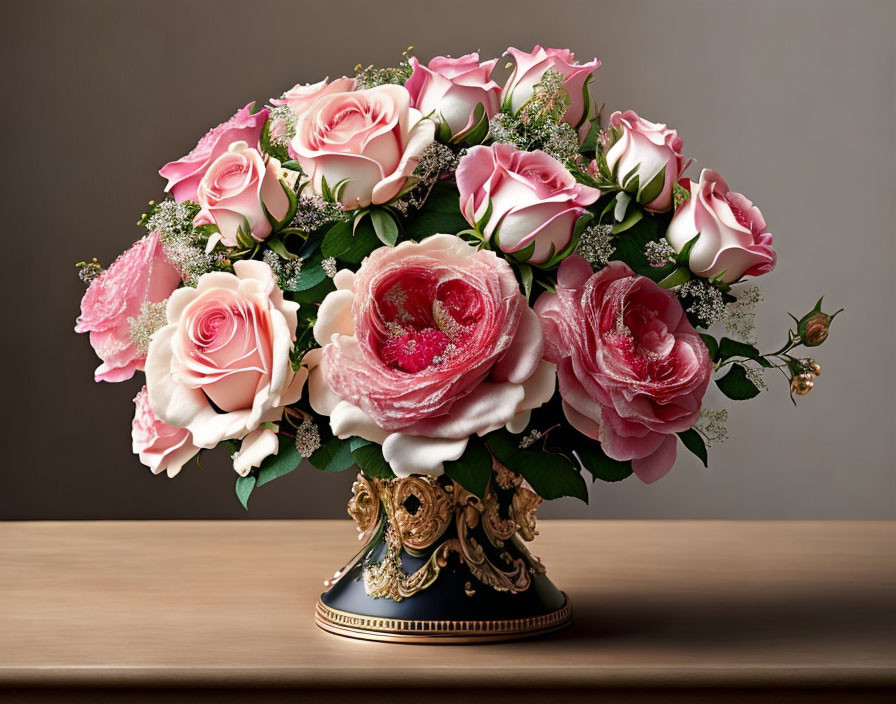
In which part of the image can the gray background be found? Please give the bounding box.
[1,0,892,520]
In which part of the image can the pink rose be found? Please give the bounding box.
[193,141,290,248]
[159,103,269,203]
[502,46,600,127]
[290,85,435,208]
[605,110,691,213]
[304,235,555,477]
[457,143,600,264]
[132,386,199,478]
[269,77,356,139]
[404,53,501,137]
[271,77,356,113]
[535,257,712,483]
[145,260,307,474]
[667,169,776,284]
[76,231,181,382]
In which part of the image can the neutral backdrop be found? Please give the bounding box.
[1,0,892,520]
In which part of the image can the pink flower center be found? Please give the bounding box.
[726,195,751,230]
[605,301,676,382]
[368,268,482,374]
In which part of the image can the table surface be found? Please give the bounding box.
[0,520,894,693]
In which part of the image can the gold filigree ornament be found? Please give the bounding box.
[348,461,547,602]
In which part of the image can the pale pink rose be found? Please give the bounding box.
[502,46,600,127]
[269,77,356,138]
[457,143,600,264]
[535,257,712,483]
[76,231,181,383]
[192,141,290,248]
[605,110,691,213]
[304,235,556,477]
[159,103,269,203]
[290,85,435,208]
[271,77,356,113]
[667,169,776,284]
[132,386,199,478]
[145,261,307,471]
[404,53,501,137]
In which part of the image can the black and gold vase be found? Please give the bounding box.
[315,462,571,643]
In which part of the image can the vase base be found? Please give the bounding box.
[315,593,572,644]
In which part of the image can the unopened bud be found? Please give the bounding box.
[795,297,842,347]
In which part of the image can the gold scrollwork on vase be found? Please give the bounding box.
[347,463,545,602]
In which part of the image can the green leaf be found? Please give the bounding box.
[255,434,302,487]
[716,363,761,400]
[443,438,491,498]
[657,265,691,289]
[611,206,644,235]
[609,214,674,282]
[637,165,667,206]
[717,337,772,368]
[369,208,400,246]
[350,439,395,479]
[700,333,719,361]
[677,428,708,467]
[321,218,379,263]
[266,236,297,260]
[576,442,633,482]
[235,474,256,510]
[450,102,490,146]
[283,251,326,292]
[308,435,355,472]
[486,432,588,502]
[518,262,533,299]
[405,180,468,240]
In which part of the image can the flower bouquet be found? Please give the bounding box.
[76,46,839,642]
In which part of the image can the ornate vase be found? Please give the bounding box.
[315,462,572,643]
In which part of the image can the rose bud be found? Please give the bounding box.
[192,141,292,249]
[404,53,501,141]
[666,169,776,284]
[796,298,842,347]
[457,143,600,265]
[604,110,691,213]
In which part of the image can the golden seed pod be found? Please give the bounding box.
[791,373,815,395]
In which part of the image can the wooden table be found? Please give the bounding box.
[0,521,893,703]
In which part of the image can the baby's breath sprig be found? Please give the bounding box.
[574,224,615,267]
[127,301,168,355]
[693,408,729,447]
[76,258,103,285]
[262,249,303,290]
[143,199,230,284]
[354,46,415,89]
[290,194,346,233]
[491,70,581,165]
[677,279,727,328]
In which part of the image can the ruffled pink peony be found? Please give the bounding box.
[145,260,307,473]
[667,169,776,284]
[304,235,555,477]
[405,53,501,137]
[605,110,691,213]
[193,141,290,247]
[76,231,181,382]
[132,386,199,478]
[159,103,269,203]
[502,46,599,126]
[290,85,435,208]
[457,143,600,264]
[535,257,712,483]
